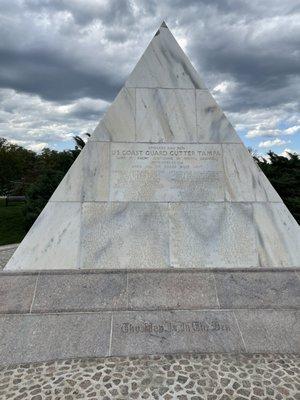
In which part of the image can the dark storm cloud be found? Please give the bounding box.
[25,0,135,26]
[0,47,121,102]
[0,0,299,151]
[190,27,300,112]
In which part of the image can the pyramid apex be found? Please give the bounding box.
[160,21,168,28]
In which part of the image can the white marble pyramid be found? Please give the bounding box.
[6,22,300,271]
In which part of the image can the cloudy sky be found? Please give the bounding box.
[0,0,299,155]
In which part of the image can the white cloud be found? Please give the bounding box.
[212,80,236,94]
[247,128,281,138]
[0,89,107,150]
[283,126,300,135]
[280,148,299,157]
[245,121,300,139]
[258,138,290,148]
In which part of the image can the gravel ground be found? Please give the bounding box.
[0,353,299,400]
[0,243,18,270]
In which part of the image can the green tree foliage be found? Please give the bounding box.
[255,151,300,223]
[0,137,80,230]
[0,138,36,195]
[23,148,80,229]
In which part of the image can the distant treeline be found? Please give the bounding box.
[0,137,299,229]
[0,137,80,229]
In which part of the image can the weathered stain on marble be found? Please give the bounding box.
[196,90,241,143]
[80,202,169,269]
[125,24,205,89]
[169,202,257,268]
[223,143,282,202]
[5,202,81,271]
[253,203,300,267]
[92,87,136,142]
[136,88,196,142]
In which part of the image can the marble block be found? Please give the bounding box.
[235,309,300,353]
[5,202,81,271]
[223,144,282,202]
[32,273,128,312]
[50,142,109,202]
[196,90,241,143]
[80,202,169,269]
[0,275,37,313]
[92,88,135,142]
[170,203,257,268]
[215,271,300,309]
[127,272,218,310]
[136,88,196,142]
[0,312,111,365]
[110,142,224,202]
[253,203,300,267]
[125,24,205,89]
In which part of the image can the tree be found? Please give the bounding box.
[256,151,300,223]
[23,148,80,229]
[73,133,91,150]
[0,138,36,195]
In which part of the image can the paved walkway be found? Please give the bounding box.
[0,243,18,270]
[0,354,299,399]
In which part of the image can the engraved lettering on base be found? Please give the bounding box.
[120,320,230,334]
[110,142,224,202]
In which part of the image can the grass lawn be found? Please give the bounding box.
[0,198,26,245]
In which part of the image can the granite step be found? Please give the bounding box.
[0,269,299,365]
[0,269,299,314]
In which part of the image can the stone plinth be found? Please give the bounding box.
[0,269,299,365]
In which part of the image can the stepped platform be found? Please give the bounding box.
[0,269,299,366]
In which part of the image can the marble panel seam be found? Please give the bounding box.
[1,308,298,318]
[134,88,137,141]
[78,202,84,269]
[2,306,300,316]
[1,267,299,276]
[220,144,227,201]
[212,273,221,309]
[194,87,198,133]
[167,203,171,268]
[126,273,129,309]
[29,273,40,313]
[233,310,248,352]
[88,140,245,145]
[251,203,260,268]
[107,142,112,203]
[47,200,284,204]
[125,87,210,91]
[108,313,114,356]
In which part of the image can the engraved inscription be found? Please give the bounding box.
[120,320,230,334]
[110,143,224,201]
